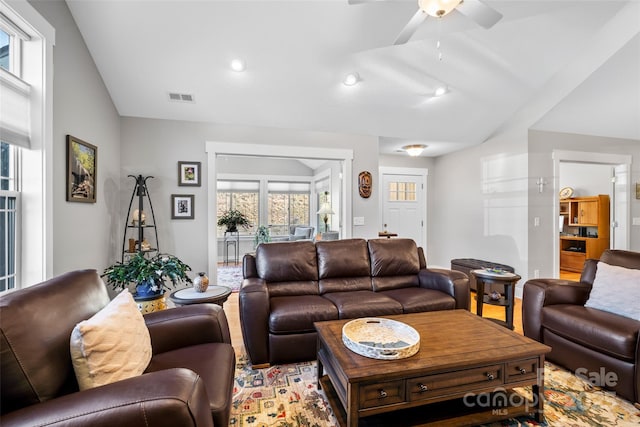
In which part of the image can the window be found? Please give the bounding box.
[389,181,417,201]
[216,180,259,237]
[268,181,310,236]
[0,28,9,71]
[0,142,19,291]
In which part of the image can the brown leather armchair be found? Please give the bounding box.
[522,249,640,404]
[0,269,235,426]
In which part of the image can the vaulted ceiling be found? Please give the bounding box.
[66,0,640,157]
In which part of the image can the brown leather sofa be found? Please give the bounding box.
[0,269,236,427]
[522,249,640,404]
[240,238,470,366]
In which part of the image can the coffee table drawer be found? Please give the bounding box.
[407,364,503,402]
[360,380,405,409]
[506,358,538,382]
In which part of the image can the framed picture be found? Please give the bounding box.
[171,194,194,219]
[178,161,201,186]
[636,183,640,200]
[66,135,97,203]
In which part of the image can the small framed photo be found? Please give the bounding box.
[66,135,97,203]
[178,161,201,187]
[171,194,194,219]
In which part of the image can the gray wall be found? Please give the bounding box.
[429,128,530,284]
[559,163,613,198]
[120,117,379,275]
[30,0,121,277]
[528,129,640,281]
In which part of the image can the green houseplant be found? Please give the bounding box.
[102,252,192,297]
[254,225,271,248]
[217,209,250,232]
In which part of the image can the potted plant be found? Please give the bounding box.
[254,225,271,248]
[102,252,192,298]
[217,209,251,232]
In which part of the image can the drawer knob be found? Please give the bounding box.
[486,373,495,381]
[518,367,527,374]
[418,383,428,392]
[378,389,387,398]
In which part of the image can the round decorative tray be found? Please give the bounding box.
[342,318,420,360]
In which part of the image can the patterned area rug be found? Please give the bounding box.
[218,266,243,292]
[230,355,640,427]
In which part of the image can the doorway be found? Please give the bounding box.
[206,142,354,284]
[552,150,632,276]
[379,167,427,249]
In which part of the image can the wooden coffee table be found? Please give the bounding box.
[315,310,550,427]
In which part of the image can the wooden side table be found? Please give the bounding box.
[471,269,521,330]
[169,285,232,307]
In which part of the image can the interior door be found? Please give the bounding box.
[381,172,425,248]
[612,164,629,249]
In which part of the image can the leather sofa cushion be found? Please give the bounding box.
[267,280,320,297]
[368,239,420,277]
[256,241,318,283]
[269,295,339,334]
[316,239,370,279]
[146,342,235,427]
[323,291,403,319]
[380,288,455,313]
[372,275,419,292]
[319,277,372,294]
[542,304,639,361]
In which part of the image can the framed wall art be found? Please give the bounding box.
[171,194,194,219]
[178,161,201,186]
[66,135,97,203]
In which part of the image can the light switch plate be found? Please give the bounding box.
[353,216,365,226]
[633,217,640,226]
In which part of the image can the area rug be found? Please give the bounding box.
[218,266,243,292]
[230,355,640,427]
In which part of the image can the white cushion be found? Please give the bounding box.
[585,261,640,321]
[294,227,310,237]
[70,289,152,390]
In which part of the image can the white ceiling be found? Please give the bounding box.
[66,0,640,158]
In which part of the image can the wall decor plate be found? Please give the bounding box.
[559,187,574,199]
[342,317,420,360]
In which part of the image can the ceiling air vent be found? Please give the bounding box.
[168,92,195,103]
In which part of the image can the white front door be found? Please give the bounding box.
[380,168,427,249]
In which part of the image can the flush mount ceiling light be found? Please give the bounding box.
[402,144,428,156]
[343,72,360,86]
[418,0,463,18]
[230,59,246,72]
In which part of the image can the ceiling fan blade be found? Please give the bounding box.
[393,9,427,45]
[456,0,502,29]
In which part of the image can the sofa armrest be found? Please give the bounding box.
[522,278,592,341]
[145,304,231,355]
[418,268,470,310]
[239,278,270,365]
[0,368,213,427]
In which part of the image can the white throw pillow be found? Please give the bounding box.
[294,227,309,237]
[585,261,640,321]
[70,289,152,390]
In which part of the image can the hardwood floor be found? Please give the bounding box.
[223,291,524,356]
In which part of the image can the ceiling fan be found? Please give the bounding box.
[350,0,503,45]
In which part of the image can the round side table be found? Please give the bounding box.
[169,285,232,307]
[471,269,521,330]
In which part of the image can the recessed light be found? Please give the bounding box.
[343,72,360,86]
[434,86,449,97]
[230,59,246,72]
